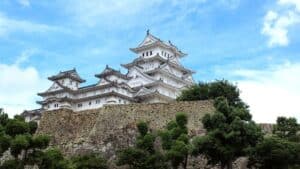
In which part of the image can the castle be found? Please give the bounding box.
[22,31,195,122]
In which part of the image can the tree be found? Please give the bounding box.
[177,80,246,108]
[192,97,263,169]
[0,159,23,169]
[273,117,299,142]
[160,113,191,169]
[38,148,71,169]
[248,136,300,169]
[71,153,108,169]
[117,121,167,169]
[248,116,300,169]
[0,110,71,169]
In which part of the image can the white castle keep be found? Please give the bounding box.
[22,31,195,121]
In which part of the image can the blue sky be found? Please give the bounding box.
[0,0,300,123]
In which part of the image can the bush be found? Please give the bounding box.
[5,119,29,137]
[71,153,108,169]
[10,135,30,157]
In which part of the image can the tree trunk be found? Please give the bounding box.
[221,163,226,169]
[226,160,233,169]
[183,154,188,169]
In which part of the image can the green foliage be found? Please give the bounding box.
[28,121,38,134]
[0,159,23,169]
[31,134,50,149]
[177,80,245,107]
[136,133,156,153]
[248,136,300,169]
[0,110,9,127]
[273,117,300,142]
[117,121,168,169]
[0,110,70,169]
[14,115,25,121]
[71,153,108,169]
[39,148,70,169]
[10,134,30,157]
[160,113,190,169]
[137,121,148,136]
[175,113,188,128]
[5,119,29,137]
[248,116,300,169]
[117,148,148,169]
[0,134,11,155]
[192,97,262,169]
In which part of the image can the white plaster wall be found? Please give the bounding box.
[106,75,127,83]
[58,78,79,90]
[138,46,175,60]
[139,60,161,71]
[71,96,132,111]
[150,85,177,98]
[153,73,185,88]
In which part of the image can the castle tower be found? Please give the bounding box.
[35,31,195,113]
[122,31,194,103]
[37,69,85,110]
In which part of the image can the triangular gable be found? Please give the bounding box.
[159,63,174,74]
[138,33,159,47]
[169,56,180,64]
[128,67,156,81]
[134,87,154,97]
[46,82,63,92]
[127,67,156,87]
[97,78,110,85]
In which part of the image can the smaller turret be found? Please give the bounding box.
[48,68,85,90]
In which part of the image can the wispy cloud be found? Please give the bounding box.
[15,48,37,65]
[62,0,240,29]
[0,12,72,37]
[18,0,30,7]
[262,0,300,47]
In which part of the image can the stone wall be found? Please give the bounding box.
[37,101,214,159]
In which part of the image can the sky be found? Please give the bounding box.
[0,0,299,123]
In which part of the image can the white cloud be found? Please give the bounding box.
[0,52,49,117]
[262,0,300,47]
[0,12,71,37]
[15,49,37,65]
[64,0,242,28]
[279,0,300,11]
[18,0,30,7]
[234,62,300,123]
